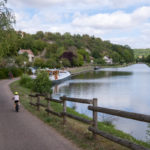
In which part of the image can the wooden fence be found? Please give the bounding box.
[29,94,150,150]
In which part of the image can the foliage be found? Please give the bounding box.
[10,67,23,77]
[45,58,57,68]
[19,74,33,89]
[72,54,84,66]
[134,49,150,58]
[146,124,150,144]
[146,55,150,63]
[32,71,52,94]
[78,49,90,62]
[0,27,135,67]
[0,0,15,30]
[61,58,71,67]
[15,54,28,66]
[34,58,45,68]
[0,67,23,79]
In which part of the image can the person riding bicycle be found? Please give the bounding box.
[12,92,20,109]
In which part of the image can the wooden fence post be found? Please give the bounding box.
[63,96,67,125]
[37,95,40,111]
[30,93,33,104]
[47,95,51,115]
[93,98,98,138]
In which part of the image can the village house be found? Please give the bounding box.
[18,49,34,62]
[103,56,113,64]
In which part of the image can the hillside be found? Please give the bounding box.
[134,48,150,58]
[0,30,134,68]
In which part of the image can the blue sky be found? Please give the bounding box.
[7,0,150,48]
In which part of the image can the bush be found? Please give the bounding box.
[32,71,52,94]
[19,74,33,88]
[0,67,23,79]
[0,70,6,79]
[11,67,23,77]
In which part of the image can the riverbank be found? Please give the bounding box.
[66,63,134,75]
[10,80,150,150]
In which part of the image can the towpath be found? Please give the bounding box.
[0,79,80,150]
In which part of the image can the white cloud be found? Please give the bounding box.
[72,11,132,29]
[7,0,150,48]
[8,0,150,10]
[72,7,150,30]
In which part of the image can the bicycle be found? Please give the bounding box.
[15,101,19,112]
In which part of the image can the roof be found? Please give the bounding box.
[19,49,34,56]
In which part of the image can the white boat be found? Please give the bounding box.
[31,69,71,84]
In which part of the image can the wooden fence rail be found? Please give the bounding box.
[60,96,93,104]
[29,94,150,150]
[62,112,92,124]
[88,127,149,150]
[45,97,63,103]
[88,106,150,123]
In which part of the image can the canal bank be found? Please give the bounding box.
[66,63,135,76]
[55,64,150,142]
[10,75,150,150]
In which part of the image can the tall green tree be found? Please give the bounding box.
[0,0,15,30]
[0,0,15,59]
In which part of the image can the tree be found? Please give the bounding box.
[78,49,90,62]
[0,0,15,30]
[34,31,44,40]
[0,0,15,59]
[34,58,45,68]
[91,50,101,59]
[15,54,28,66]
[72,54,84,66]
[61,58,71,67]
[146,55,150,63]
[32,71,52,94]
[45,58,57,68]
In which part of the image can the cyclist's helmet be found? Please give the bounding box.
[15,92,18,95]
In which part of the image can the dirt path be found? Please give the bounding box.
[0,79,80,150]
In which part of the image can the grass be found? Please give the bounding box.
[134,49,150,58]
[66,65,93,74]
[10,80,150,150]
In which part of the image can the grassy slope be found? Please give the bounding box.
[134,49,150,58]
[10,80,150,150]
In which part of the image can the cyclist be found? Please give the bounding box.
[12,92,20,110]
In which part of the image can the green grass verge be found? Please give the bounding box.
[10,80,150,150]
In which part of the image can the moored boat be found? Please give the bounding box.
[94,66,100,70]
[31,68,71,84]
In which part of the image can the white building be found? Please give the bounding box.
[103,56,113,64]
[18,49,34,62]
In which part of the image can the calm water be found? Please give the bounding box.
[52,64,150,141]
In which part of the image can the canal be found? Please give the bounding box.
[52,64,150,141]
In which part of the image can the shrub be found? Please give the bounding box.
[20,74,33,88]
[32,71,52,94]
[10,67,23,77]
[61,58,71,67]
[0,70,6,79]
[0,67,23,79]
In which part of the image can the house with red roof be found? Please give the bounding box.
[18,49,34,62]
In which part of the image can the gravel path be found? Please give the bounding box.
[0,79,80,150]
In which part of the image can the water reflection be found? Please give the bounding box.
[52,64,150,141]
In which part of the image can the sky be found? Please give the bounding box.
[7,0,150,49]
